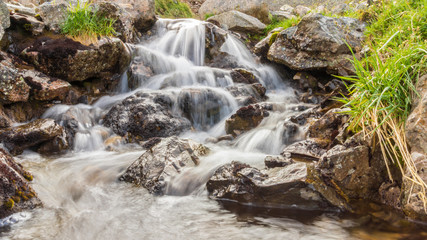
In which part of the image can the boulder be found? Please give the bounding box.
[270,11,296,21]
[113,0,156,32]
[22,70,71,101]
[293,5,311,17]
[279,4,294,13]
[207,11,266,34]
[103,91,191,141]
[1,0,10,40]
[199,0,270,23]
[282,139,326,163]
[253,27,284,58]
[0,148,42,219]
[230,68,260,85]
[0,59,30,104]
[120,137,209,195]
[207,161,328,209]
[226,83,266,105]
[0,118,67,155]
[403,75,427,220]
[332,3,350,15]
[21,37,131,82]
[225,104,269,136]
[268,13,365,76]
[36,1,68,32]
[10,12,44,36]
[307,108,349,146]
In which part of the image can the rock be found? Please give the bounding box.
[0,59,30,104]
[103,91,191,141]
[293,72,318,90]
[332,3,350,15]
[253,27,283,58]
[270,11,296,21]
[293,5,311,16]
[264,155,295,168]
[268,13,365,76]
[282,140,326,163]
[127,56,154,89]
[379,182,401,210]
[1,0,10,40]
[207,11,266,34]
[21,37,131,82]
[199,0,270,23]
[10,12,44,36]
[230,68,260,84]
[36,1,68,32]
[0,105,12,128]
[0,148,42,219]
[0,119,66,155]
[225,104,268,136]
[113,0,156,32]
[403,74,427,220]
[226,83,266,105]
[207,161,328,209]
[120,137,209,195]
[279,4,294,13]
[307,108,349,146]
[22,70,71,101]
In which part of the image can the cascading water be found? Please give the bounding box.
[1,19,418,239]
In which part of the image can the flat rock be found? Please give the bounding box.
[200,0,270,23]
[208,11,266,34]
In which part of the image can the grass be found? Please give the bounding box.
[155,0,193,19]
[61,1,116,44]
[338,0,427,209]
[264,16,301,35]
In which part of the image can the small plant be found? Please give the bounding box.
[61,1,116,44]
[263,16,301,36]
[4,198,14,209]
[204,13,215,20]
[155,0,193,19]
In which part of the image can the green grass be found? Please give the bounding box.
[264,16,301,35]
[61,1,116,43]
[338,0,427,196]
[204,13,215,20]
[155,0,193,19]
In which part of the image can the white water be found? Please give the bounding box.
[0,19,416,239]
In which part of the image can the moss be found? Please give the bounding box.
[24,173,33,181]
[204,13,214,20]
[4,198,15,209]
[268,32,279,46]
[155,0,193,18]
[11,196,21,203]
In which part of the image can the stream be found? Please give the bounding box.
[1,19,426,239]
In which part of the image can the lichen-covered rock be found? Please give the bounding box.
[0,0,10,40]
[120,137,209,195]
[207,11,266,34]
[268,13,365,75]
[200,0,270,23]
[253,27,283,58]
[225,104,268,136]
[0,118,66,155]
[207,161,328,209]
[113,0,156,32]
[21,37,131,82]
[22,70,71,101]
[0,148,42,219]
[36,1,68,32]
[103,91,191,141]
[0,60,30,104]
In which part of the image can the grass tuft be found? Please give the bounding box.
[155,0,193,19]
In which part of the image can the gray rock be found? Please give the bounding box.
[10,12,44,35]
[208,11,266,34]
[21,69,71,101]
[199,0,270,23]
[0,59,30,104]
[270,11,296,21]
[332,3,350,15]
[268,13,365,75]
[120,137,209,195]
[36,1,68,32]
[113,0,157,32]
[293,5,311,16]
[253,27,284,58]
[0,148,42,219]
[279,4,294,13]
[0,0,10,40]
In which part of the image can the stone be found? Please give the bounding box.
[199,0,270,23]
[0,59,30,104]
[379,182,401,210]
[279,4,294,13]
[268,13,365,75]
[120,137,209,195]
[0,148,42,219]
[270,11,296,21]
[230,68,260,85]
[0,118,66,155]
[282,140,326,163]
[307,108,349,146]
[332,3,350,15]
[113,0,156,32]
[293,72,318,90]
[10,12,45,35]
[225,104,268,136]
[21,37,131,82]
[207,11,266,34]
[293,5,311,16]
[0,105,12,128]
[0,0,10,40]
[22,70,71,101]
[36,1,68,32]
[103,91,191,141]
[264,155,295,168]
[226,83,266,105]
[207,161,328,209]
[127,56,154,89]
[253,27,284,58]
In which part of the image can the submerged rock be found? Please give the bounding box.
[225,104,269,136]
[21,37,131,82]
[268,13,365,75]
[103,91,191,142]
[0,148,42,219]
[207,11,266,34]
[207,161,328,209]
[0,119,67,155]
[120,137,209,195]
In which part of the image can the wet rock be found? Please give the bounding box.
[230,68,260,84]
[0,148,42,219]
[0,0,10,40]
[0,105,12,128]
[264,155,295,168]
[10,12,45,36]
[226,83,266,105]
[0,118,66,155]
[0,60,30,104]
[207,11,266,34]
[379,182,401,210]
[307,108,349,147]
[225,104,268,136]
[199,0,270,23]
[36,1,68,32]
[325,79,347,93]
[282,140,326,163]
[120,137,209,195]
[268,13,365,76]
[21,37,131,82]
[207,161,327,209]
[403,75,427,220]
[103,91,191,141]
[282,120,301,145]
[293,5,311,17]
[127,56,154,89]
[22,70,71,101]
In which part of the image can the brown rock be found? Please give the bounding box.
[0,61,30,104]
[22,70,71,101]
[225,104,268,136]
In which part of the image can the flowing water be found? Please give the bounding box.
[1,19,426,239]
